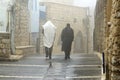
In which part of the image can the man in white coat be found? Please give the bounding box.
[42,21,56,59]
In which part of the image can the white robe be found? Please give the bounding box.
[42,21,56,48]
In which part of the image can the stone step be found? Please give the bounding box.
[0,55,23,61]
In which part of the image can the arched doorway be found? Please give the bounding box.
[74,30,84,53]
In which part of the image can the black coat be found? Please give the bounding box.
[61,26,74,52]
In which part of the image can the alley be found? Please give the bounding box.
[0,53,101,80]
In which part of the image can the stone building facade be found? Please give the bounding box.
[94,0,120,80]
[40,2,89,54]
[40,0,74,6]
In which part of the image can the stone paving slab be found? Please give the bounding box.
[66,78,101,80]
[66,69,101,77]
[0,77,101,80]
[0,53,102,80]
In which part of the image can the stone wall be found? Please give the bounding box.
[14,0,30,46]
[13,0,36,55]
[95,0,120,79]
[106,0,120,79]
[94,0,106,52]
[104,0,112,80]
[0,33,10,58]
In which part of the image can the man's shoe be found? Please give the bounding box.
[65,57,67,60]
[68,56,70,59]
[49,57,52,59]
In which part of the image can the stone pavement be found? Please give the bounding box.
[0,53,102,80]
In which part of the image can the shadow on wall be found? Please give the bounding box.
[74,30,85,53]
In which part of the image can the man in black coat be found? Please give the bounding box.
[61,23,74,60]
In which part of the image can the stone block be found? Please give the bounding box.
[2,39,10,44]
[112,37,120,51]
[16,46,36,56]
[111,26,120,36]
[113,19,120,26]
[114,11,120,19]
[0,33,10,58]
[112,50,120,56]
[111,56,120,66]
[15,49,23,55]
[112,1,119,9]
[111,75,120,80]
